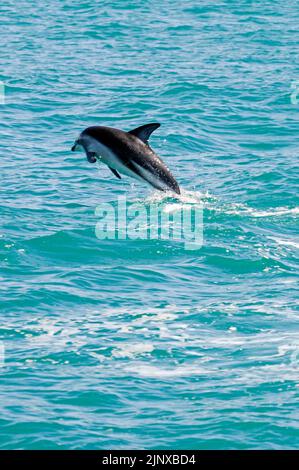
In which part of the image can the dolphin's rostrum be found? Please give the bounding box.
[72,123,180,194]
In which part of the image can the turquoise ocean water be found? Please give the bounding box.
[0,0,298,450]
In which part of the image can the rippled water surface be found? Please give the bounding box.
[0,0,299,449]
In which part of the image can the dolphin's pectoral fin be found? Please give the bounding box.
[129,123,160,144]
[109,166,122,179]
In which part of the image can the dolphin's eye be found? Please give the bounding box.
[86,152,97,163]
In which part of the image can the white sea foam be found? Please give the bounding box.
[222,203,299,218]
[268,236,299,250]
[124,363,210,378]
[112,343,154,359]
[145,188,204,205]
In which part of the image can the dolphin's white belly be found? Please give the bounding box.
[84,135,145,182]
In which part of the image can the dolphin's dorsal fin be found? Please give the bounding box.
[129,123,160,144]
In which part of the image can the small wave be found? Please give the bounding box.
[268,237,299,250]
[124,363,211,378]
[112,343,154,359]
[219,203,299,218]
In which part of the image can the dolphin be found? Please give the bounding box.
[71,123,180,194]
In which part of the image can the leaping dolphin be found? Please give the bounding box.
[71,123,180,194]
